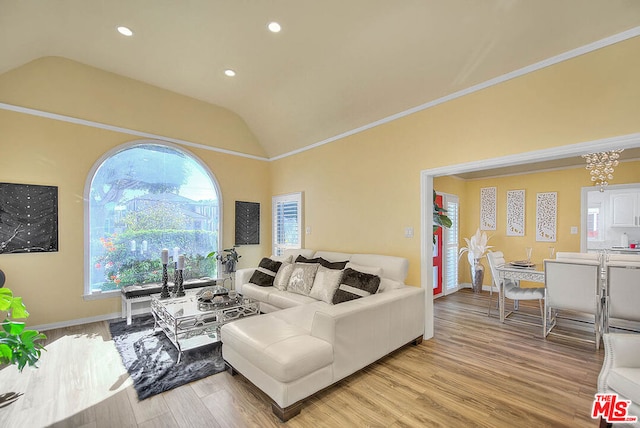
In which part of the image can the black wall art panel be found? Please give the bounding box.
[0,183,58,254]
[235,201,260,245]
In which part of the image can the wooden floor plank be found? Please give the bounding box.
[0,289,611,427]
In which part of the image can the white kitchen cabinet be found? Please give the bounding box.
[611,191,640,227]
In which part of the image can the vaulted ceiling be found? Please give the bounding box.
[1,1,640,159]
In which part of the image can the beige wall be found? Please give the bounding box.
[2,35,640,327]
[0,57,266,158]
[0,60,271,327]
[442,160,640,287]
[271,36,640,286]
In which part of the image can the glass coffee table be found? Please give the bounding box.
[150,290,259,363]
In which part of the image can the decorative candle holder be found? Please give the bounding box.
[160,263,170,299]
[175,269,185,297]
[173,262,179,294]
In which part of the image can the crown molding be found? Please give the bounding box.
[271,26,640,161]
[422,133,640,178]
[2,26,639,163]
[0,102,269,162]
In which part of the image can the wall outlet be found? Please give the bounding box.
[305,226,312,235]
[405,227,414,238]
[570,226,578,234]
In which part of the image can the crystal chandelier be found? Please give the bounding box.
[582,149,624,192]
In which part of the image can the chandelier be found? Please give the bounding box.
[582,149,624,192]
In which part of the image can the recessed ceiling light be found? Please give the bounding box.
[224,69,236,77]
[117,26,133,37]
[267,22,281,33]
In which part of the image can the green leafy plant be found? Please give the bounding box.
[433,190,452,243]
[208,247,241,273]
[93,229,218,290]
[0,287,46,372]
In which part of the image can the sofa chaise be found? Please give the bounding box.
[220,249,425,421]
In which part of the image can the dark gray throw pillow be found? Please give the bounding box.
[295,255,348,270]
[249,257,282,287]
[332,268,381,304]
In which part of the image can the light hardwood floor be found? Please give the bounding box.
[0,289,608,427]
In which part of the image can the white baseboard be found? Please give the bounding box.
[31,307,152,332]
[31,312,121,332]
[460,282,496,292]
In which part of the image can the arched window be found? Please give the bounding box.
[84,142,221,297]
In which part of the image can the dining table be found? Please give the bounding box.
[496,263,545,284]
[496,262,545,311]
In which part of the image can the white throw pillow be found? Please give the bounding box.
[270,254,293,263]
[309,266,344,304]
[273,262,293,290]
[287,263,319,296]
[345,262,383,277]
[377,277,404,293]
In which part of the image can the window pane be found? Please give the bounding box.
[88,144,219,292]
[272,193,302,256]
[444,199,459,292]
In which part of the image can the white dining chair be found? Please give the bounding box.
[486,251,544,323]
[555,251,601,261]
[604,254,640,333]
[543,258,603,349]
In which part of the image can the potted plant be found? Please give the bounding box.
[433,190,452,243]
[0,285,46,372]
[459,228,492,293]
[207,247,242,274]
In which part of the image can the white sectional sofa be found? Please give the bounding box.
[221,249,425,421]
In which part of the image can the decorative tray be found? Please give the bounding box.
[197,294,242,311]
[509,260,535,268]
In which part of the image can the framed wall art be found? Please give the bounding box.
[506,190,525,236]
[536,192,557,242]
[0,182,59,254]
[235,201,260,245]
[480,187,497,231]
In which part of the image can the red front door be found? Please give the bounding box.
[433,194,444,296]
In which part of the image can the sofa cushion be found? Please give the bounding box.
[270,254,292,263]
[333,268,381,304]
[309,266,344,304]
[287,263,319,296]
[268,289,318,309]
[273,262,293,290]
[249,258,283,287]
[608,367,640,405]
[283,248,316,260]
[377,277,405,293]
[345,262,383,277]
[349,253,409,283]
[296,255,348,270]
[221,315,334,383]
[241,283,273,303]
[314,251,353,263]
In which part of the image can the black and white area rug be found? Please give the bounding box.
[109,315,226,400]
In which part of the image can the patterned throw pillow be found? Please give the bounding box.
[273,262,293,290]
[309,265,344,304]
[332,268,381,304]
[249,258,283,287]
[287,263,319,296]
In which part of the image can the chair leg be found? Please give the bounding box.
[538,299,544,319]
[488,286,493,317]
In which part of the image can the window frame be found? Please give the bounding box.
[83,140,223,300]
[272,192,303,256]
